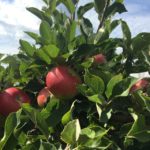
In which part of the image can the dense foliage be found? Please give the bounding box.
[1,0,150,149]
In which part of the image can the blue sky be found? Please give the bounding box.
[1,0,14,2]
[0,0,150,54]
[115,0,150,37]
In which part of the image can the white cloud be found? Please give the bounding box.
[0,0,150,55]
[0,0,43,29]
[0,24,8,36]
[0,0,44,54]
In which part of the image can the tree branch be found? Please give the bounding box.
[96,0,110,33]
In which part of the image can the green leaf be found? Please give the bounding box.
[112,77,137,97]
[94,27,108,44]
[132,33,150,54]
[77,84,88,96]
[19,61,30,75]
[43,0,49,5]
[39,141,57,150]
[66,20,76,43]
[96,104,102,119]
[56,33,67,52]
[61,110,72,126]
[94,19,121,43]
[127,115,145,135]
[77,3,94,19]
[142,50,150,66]
[84,71,105,94]
[27,7,52,25]
[78,126,109,148]
[105,2,127,18]
[80,128,96,139]
[80,18,93,37]
[116,0,124,3]
[87,94,105,105]
[27,7,44,20]
[142,95,150,112]
[40,21,56,45]
[60,0,75,14]
[21,104,50,139]
[22,144,37,150]
[120,123,132,138]
[41,98,59,119]
[94,0,106,14]
[25,31,40,43]
[61,119,81,144]
[40,21,51,43]
[0,113,17,150]
[15,131,27,146]
[61,101,76,125]
[48,0,57,14]
[2,134,18,150]
[99,108,112,123]
[20,40,35,56]
[94,19,120,43]
[42,44,60,58]
[81,58,93,68]
[125,114,150,144]
[110,19,121,32]
[127,131,150,143]
[131,91,147,111]
[133,93,150,112]
[41,98,70,127]
[73,44,95,59]
[121,20,131,46]
[105,74,123,98]
[36,49,51,64]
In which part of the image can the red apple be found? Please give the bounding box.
[0,87,31,116]
[37,87,51,107]
[93,54,106,64]
[130,79,149,93]
[46,66,81,99]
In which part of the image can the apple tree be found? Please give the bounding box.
[1,0,150,149]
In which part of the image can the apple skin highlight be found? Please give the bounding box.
[46,66,81,99]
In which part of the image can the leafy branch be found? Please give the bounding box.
[97,0,110,33]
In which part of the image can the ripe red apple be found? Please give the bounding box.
[130,79,149,93]
[93,54,106,64]
[0,87,31,116]
[46,66,81,99]
[37,87,51,107]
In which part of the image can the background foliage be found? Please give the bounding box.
[1,0,150,149]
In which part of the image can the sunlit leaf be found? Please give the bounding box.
[61,119,81,144]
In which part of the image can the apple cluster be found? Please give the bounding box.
[0,54,149,116]
[37,66,81,106]
[0,65,81,116]
[37,54,106,107]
